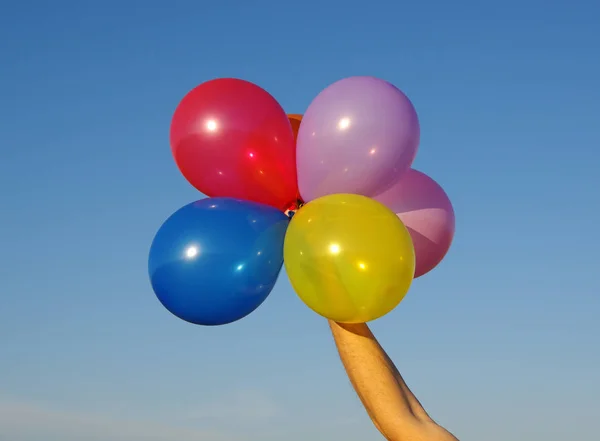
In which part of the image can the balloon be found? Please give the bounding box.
[374,169,455,278]
[284,194,415,323]
[296,76,420,202]
[148,198,289,326]
[288,114,302,143]
[170,78,299,212]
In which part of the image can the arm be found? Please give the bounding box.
[329,320,459,441]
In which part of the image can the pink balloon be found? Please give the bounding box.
[374,169,455,278]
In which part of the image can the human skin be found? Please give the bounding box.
[328,321,459,441]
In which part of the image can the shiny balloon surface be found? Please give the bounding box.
[284,194,415,323]
[374,169,455,278]
[296,76,420,202]
[171,79,298,211]
[149,198,289,325]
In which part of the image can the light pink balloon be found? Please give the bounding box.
[374,169,455,278]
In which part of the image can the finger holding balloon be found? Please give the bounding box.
[296,76,420,203]
[284,194,415,323]
[374,169,455,278]
[148,198,289,326]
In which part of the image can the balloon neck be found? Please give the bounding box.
[284,199,304,219]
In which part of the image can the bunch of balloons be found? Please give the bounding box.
[148,76,455,326]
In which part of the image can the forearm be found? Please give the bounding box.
[329,321,432,422]
[329,320,458,441]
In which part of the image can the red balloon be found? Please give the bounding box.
[170,79,299,211]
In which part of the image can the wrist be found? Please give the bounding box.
[329,320,373,338]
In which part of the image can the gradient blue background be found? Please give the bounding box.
[1,1,598,440]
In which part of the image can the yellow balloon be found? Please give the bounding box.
[284,194,415,323]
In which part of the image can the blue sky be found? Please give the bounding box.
[1,1,599,440]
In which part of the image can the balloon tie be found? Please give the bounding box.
[285,199,304,219]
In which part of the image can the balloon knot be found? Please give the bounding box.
[285,199,304,219]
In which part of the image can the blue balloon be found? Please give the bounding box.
[148,198,289,326]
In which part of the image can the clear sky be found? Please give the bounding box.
[1,1,599,440]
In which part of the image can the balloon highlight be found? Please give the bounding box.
[150,75,456,326]
[284,194,415,323]
[170,78,298,211]
[149,198,288,326]
[296,76,420,202]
